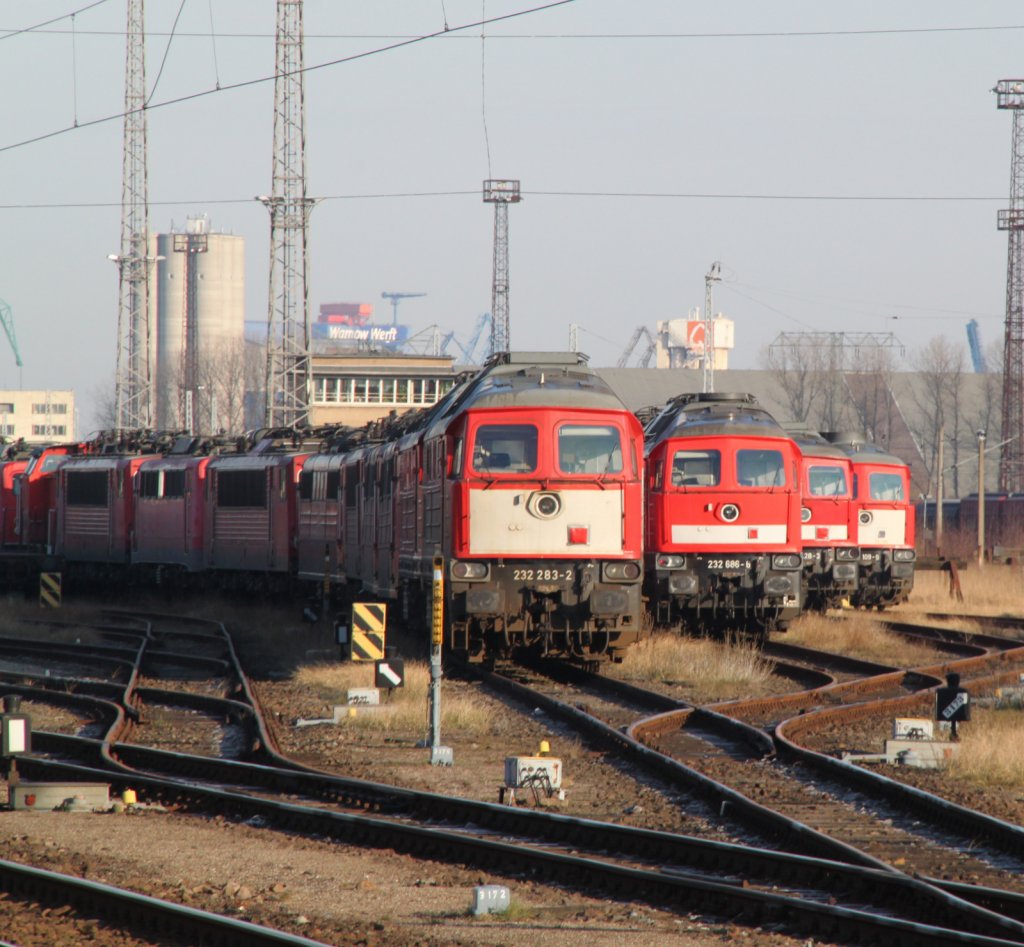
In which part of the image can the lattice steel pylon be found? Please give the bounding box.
[996,79,1024,493]
[112,0,152,430]
[483,180,520,356]
[260,0,317,429]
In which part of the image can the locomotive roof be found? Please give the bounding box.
[785,429,851,462]
[643,392,791,445]
[422,353,628,438]
[821,431,909,467]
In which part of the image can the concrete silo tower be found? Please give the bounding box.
[152,217,245,431]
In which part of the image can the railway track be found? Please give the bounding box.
[5,610,1024,945]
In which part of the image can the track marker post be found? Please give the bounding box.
[428,555,453,766]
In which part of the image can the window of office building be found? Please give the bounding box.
[313,375,453,407]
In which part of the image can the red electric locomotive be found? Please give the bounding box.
[0,452,30,546]
[16,442,90,551]
[132,452,214,577]
[203,441,309,587]
[788,431,859,611]
[821,433,916,609]
[54,453,158,570]
[643,392,803,636]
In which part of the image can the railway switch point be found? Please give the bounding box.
[471,885,510,916]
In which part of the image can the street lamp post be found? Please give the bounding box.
[977,429,987,567]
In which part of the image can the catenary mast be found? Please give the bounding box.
[261,0,316,428]
[483,180,520,356]
[113,0,152,430]
[996,80,1024,494]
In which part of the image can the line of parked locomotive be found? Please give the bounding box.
[0,352,916,661]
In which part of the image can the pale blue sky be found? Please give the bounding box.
[1,1,1020,429]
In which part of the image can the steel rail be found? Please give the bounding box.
[0,856,331,947]
[12,754,1024,947]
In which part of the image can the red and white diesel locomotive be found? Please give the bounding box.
[821,432,916,609]
[642,392,803,635]
[305,351,647,659]
[787,430,860,611]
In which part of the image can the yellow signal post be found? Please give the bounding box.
[428,556,452,766]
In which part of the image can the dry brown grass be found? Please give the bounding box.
[946,708,1024,787]
[292,660,495,735]
[609,632,775,701]
[784,612,941,666]
[902,563,1024,617]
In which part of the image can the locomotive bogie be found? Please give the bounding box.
[647,552,801,632]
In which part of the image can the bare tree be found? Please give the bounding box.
[911,336,965,495]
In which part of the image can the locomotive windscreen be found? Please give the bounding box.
[808,465,848,497]
[472,424,537,473]
[869,472,904,501]
[557,424,622,474]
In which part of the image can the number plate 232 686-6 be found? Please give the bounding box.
[512,567,573,584]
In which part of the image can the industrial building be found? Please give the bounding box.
[150,217,246,430]
[0,390,75,444]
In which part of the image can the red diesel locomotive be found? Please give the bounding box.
[643,392,803,635]
[821,432,916,609]
[304,352,647,659]
[788,431,860,611]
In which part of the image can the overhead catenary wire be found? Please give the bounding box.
[0,0,579,156]
[7,22,1024,40]
[207,0,221,89]
[0,0,111,42]
[0,188,1007,210]
[146,0,189,106]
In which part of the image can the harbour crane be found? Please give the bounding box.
[966,319,987,373]
[617,325,656,368]
[381,291,426,326]
[0,298,24,372]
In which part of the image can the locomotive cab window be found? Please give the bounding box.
[808,464,848,497]
[671,450,720,487]
[869,472,904,501]
[736,449,785,487]
[557,424,622,474]
[471,424,537,473]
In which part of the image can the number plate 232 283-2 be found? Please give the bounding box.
[512,567,574,586]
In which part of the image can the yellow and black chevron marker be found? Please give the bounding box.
[350,602,386,661]
[39,572,62,609]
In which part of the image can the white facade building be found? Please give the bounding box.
[0,390,75,444]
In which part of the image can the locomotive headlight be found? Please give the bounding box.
[892,548,916,562]
[859,511,873,525]
[801,507,812,523]
[718,503,740,523]
[602,560,641,582]
[528,491,562,519]
[771,554,802,570]
[835,546,860,561]
[656,554,685,569]
[451,560,490,580]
